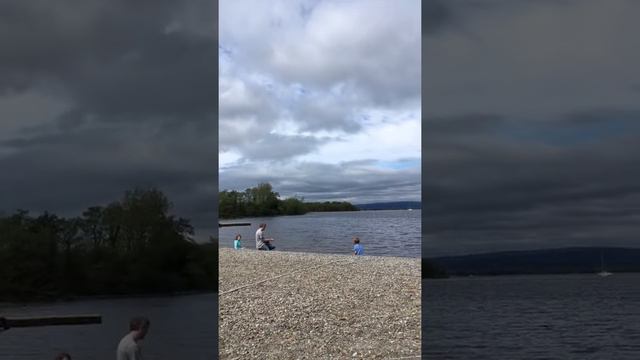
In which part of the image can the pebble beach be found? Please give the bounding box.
[219,248,421,359]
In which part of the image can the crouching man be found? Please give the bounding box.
[256,223,275,250]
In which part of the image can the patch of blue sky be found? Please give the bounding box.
[499,119,639,147]
[376,159,420,170]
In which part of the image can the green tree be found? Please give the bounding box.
[218,182,358,218]
[0,188,216,301]
[219,190,245,219]
[279,197,306,215]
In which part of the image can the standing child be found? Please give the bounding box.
[234,234,242,249]
[352,237,364,256]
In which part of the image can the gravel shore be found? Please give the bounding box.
[219,248,421,359]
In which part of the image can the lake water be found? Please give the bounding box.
[423,273,640,359]
[0,293,217,359]
[218,209,421,258]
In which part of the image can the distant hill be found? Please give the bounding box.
[356,201,421,210]
[425,247,640,277]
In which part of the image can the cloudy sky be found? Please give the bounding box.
[219,0,421,204]
[0,1,218,239]
[423,0,640,256]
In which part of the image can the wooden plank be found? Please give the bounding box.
[219,222,252,227]
[1,315,102,329]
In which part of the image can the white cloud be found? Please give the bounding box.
[300,111,421,164]
[219,0,421,202]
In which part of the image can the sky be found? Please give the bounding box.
[423,0,640,256]
[219,0,421,204]
[0,1,218,240]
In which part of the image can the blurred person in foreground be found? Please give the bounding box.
[117,316,150,360]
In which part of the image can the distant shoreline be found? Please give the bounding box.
[219,208,420,220]
[219,209,357,221]
[423,247,640,279]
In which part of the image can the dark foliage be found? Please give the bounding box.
[0,189,216,301]
[356,201,422,210]
[304,201,359,213]
[219,183,358,219]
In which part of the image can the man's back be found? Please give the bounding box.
[255,227,265,248]
[117,332,142,360]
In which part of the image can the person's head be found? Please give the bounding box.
[353,237,360,244]
[259,223,267,230]
[235,234,242,240]
[55,353,71,360]
[129,316,150,340]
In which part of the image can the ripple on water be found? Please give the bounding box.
[423,274,640,359]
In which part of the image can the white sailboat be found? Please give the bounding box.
[597,253,613,277]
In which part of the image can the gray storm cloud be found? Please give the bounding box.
[423,0,640,256]
[0,0,218,239]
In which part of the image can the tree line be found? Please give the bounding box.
[219,183,359,219]
[0,188,217,301]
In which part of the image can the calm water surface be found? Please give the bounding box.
[218,210,421,258]
[424,273,640,359]
[0,293,217,359]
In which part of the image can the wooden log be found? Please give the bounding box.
[219,222,252,227]
[1,314,102,329]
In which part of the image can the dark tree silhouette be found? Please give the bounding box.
[0,188,216,301]
[219,183,358,219]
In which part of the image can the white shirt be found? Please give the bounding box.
[255,227,265,249]
[117,332,142,360]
